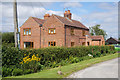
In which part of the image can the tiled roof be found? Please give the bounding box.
[53,14,89,30]
[31,15,88,30]
[90,35,103,40]
[79,36,86,39]
[106,37,119,42]
[32,17,45,24]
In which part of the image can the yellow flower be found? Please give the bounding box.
[24,54,26,56]
[19,61,23,64]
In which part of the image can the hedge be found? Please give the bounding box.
[2,45,115,77]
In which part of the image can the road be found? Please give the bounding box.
[67,58,118,78]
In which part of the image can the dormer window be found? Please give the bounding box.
[23,28,31,36]
[48,28,56,34]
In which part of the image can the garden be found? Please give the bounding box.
[2,43,115,77]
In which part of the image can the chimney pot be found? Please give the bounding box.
[44,14,50,20]
[64,10,72,19]
[68,10,70,13]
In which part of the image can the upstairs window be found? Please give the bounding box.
[48,28,56,34]
[23,28,31,36]
[48,41,56,46]
[70,28,74,35]
[82,30,85,36]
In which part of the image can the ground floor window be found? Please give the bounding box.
[82,42,85,45]
[71,42,74,47]
[24,42,33,48]
[87,42,89,46]
[48,41,56,46]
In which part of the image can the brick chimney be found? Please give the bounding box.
[64,10,72,19]
[44,14,50,20]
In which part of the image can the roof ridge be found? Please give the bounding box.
[31,17,45,25]
[32,17,44,21]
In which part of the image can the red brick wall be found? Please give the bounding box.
[41,15,65,48]
[20,16,104,49]
[20,17,41,49]
[65,26,89,47]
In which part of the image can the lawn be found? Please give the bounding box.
[5,53,119,78]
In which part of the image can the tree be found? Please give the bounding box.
[119,35,120,40]
[2,32,14,43]
[89,24,107,40]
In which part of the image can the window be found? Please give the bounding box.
[71,42,74,47]
[70,28,74,35]
[87,42,89,46]
[23,28,31,35]
[82,30,85,36]
[48,41,56,46]
[24,42,33,48]
[48,28,56,34]
[82,42,85,45]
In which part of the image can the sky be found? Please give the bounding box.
[1,1,118,39]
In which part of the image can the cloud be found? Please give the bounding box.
[2,2,64,32]
[81,10,118,39]
[63,2,82,8]
[98,2,118,10]
[1,2,118,39]
[2,2,83,32]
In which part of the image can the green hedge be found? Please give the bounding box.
[2,45,115,77]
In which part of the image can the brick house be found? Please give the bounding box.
[20,10,105,49]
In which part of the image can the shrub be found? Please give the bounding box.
[2,67,12,77]
[12,68,23,76]
[2,45,115,77]
[23,69,33,75]
[2,32,14,43]
[96,51,101,57]
[2,46,23,68]
[20,54,42,72]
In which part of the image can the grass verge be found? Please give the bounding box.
[5,53,119,78]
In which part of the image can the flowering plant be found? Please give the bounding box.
[20,53,42,72]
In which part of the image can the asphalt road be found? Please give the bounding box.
[68,58,118,78]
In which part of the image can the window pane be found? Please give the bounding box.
[24,42,33,48]
[24,29,26,35]
[54,42,56,46]
[51,42,53,46]
[49,29,50,33]
[54,29,55,33]
[51,30,53,34]
[71,28,74,35]
[29,29,31,35]
[83,30,85,36]
[48,42,50,46]
[26,31,28,35]
[24,42,26,48]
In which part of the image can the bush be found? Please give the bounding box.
[23,69,33,75]
[2,46,23,68]
[2,32,14,43]
[12,68,23,76]
[2,45,115,77]
[2,67,12,77]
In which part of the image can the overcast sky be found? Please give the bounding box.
[1,1,118,39]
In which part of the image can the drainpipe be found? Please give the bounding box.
[39,24,42,48]
[65,25,66,47]
[40,27,41,48]
[86,35,88,46]
[43,28,45,48]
